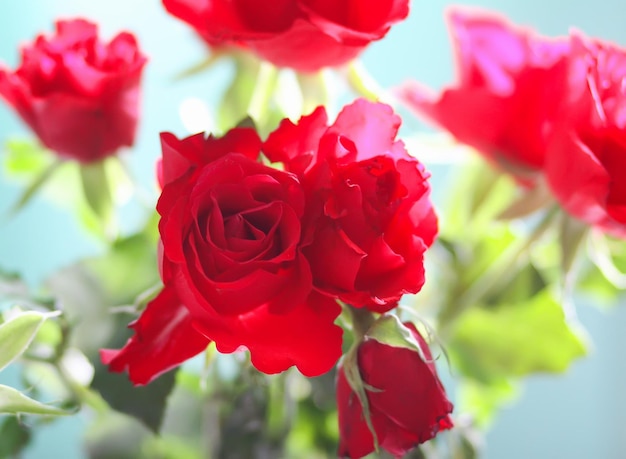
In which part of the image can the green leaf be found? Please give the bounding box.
[441,159,517,241]
[457,378,519,426]
[449,290,587,383]
[7,161,63,216]
[0,384,68,415]
[3,138,51,177]
[84,232,160,306]
[0,310,60,373]
[91,364,178,433]
[0,416,32,457]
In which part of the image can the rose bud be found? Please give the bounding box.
[337,316,453,458]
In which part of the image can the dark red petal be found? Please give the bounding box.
[100,285,210,386]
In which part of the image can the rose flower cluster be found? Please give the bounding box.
[0,4,455,458]
[102,99,453,457]
[398,7,626,239]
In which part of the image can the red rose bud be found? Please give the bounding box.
[162,0,409,72]
[396,7,571,182]
[545,33,626,238]
[265,99,438,312]
[337,317,453,458]
[0,19,147,163]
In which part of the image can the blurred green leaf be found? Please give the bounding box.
[0,416,32,458]
[449,290,587,383]
[578,232,626,304]
[84,232,159,306]
[457,378,519,426]
[0,384,68,415]
[91,365,177,433]
[441,159,517,241]
[0,310,60,373]
[3,138,51,177]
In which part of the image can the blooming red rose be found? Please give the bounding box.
[265,99,438,312]
[396,7,570,181]
[337,321,454,458]
[102,127,343,384]
[0,19,146,163]
[162,0,409,72]
[545,33,626,238]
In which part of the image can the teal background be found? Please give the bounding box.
[1,1,625,457]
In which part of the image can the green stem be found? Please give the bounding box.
[296,71,330,114]
[438,207,559,335]
[247,61,279,123]
[347,305,376,340]
[345,61,390,103]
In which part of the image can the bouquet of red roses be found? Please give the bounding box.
[0,2,624,458]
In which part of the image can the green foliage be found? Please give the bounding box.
[0,416,32,458]
[91,366,177,434]
[450,290,586,381]
[0,310,60,373]
[0,384,69,416]
[448,289,587,423]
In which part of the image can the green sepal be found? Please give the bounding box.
[341,347,380,452]
[364,314,427,362]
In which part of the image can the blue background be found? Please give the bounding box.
[1,0,626,457]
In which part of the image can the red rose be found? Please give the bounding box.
[337,321,454,458]
[0,19,146,163]
[396,8,570,181]
[102,127,343,384]
[162,0,409,72]
[265,99,437,312]
[545,33,626,238]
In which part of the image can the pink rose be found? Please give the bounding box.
[396,8,570,181]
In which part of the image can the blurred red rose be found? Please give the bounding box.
[162,0,409,72]
[0,19,146,163]
[265,99,437,312]
[102,127,343,384]
[396,7,570,182]
[337,322,453,458]
[545,33,626,238]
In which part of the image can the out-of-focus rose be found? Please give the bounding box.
[162,0,409,72]
[102,126,343,385]
[396,7,570,182]
[337,321,454,458]
[0,19,146,163]
[265,99,437,312]
[545,33,626,238]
